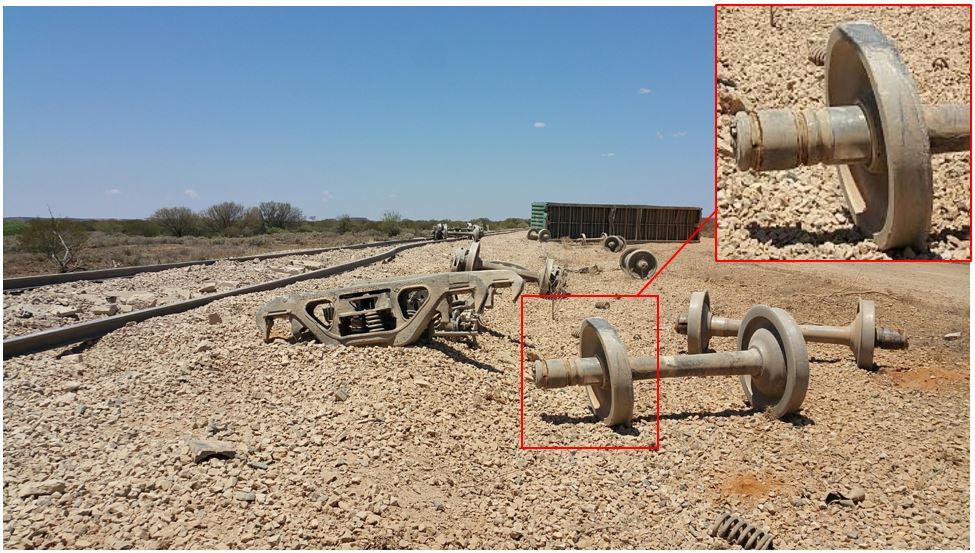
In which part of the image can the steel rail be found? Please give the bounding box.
[3,237,429,292]
[2,231,519,359]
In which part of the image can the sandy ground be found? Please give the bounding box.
[2,233,969,549]
[716,5,971,260]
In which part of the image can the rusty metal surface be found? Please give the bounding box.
[256,270,524,347]
[730,21,971,250]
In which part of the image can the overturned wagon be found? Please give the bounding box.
[529,202,703,242]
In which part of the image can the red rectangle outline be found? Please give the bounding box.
[712,3,973,264]
[519,293,660,451]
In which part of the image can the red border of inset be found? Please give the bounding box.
[518,293,660,450]
[713,3,973,263]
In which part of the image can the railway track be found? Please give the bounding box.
[3,231,516,359]
[2,236,429,292]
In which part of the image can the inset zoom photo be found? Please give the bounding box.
[716,5,971,261]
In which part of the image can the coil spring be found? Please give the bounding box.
[365,312,385,332]
[808,44,826,66]
[710,513,775,550]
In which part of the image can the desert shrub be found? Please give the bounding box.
[235,207,265,236]
[258,201,304,230]
[381,211,402,237]
[336,214,354,234]
[17,215,90,273]
[201,202,246,234]
[151,207,197,237]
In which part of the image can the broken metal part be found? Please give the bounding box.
[256,270,524,347]
[538,258,567,295]
[538,229,551,242]
[731,22,971,250]
[526,229,540,240]
[710,513,775,550]
[618,247,658,279]
[533,307,809,426]
[675,290,908,368]
[449,242,567,294]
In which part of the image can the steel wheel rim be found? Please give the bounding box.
[687,291,711,354]
[851,299,876,368]
[581,318,633,426]
[737,305,809,418]
[827,22,931,250]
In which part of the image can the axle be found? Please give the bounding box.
[534,349,765,389]
[732,103,970,172]
[674,314,908,350]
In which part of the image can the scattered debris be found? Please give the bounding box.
[710,512,775,549]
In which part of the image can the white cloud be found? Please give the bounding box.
[656,131,663,140]
[601,153,616,158]
[388,193,399,199]
[184,189,199,199]
[322,191,333,203]
[639,87,651,95]
[105,188,121,195]
[533,122,546,128]
[672,131,688,137]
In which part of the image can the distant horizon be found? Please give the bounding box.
[4,7,715,220]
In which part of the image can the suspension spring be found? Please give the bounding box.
[365,311,385,332]
[710,513,775,550]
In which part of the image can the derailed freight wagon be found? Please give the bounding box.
[530,202,703,242]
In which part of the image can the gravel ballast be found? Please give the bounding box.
[2,233,969,548]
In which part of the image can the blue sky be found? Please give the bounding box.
[4,7,715,220]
